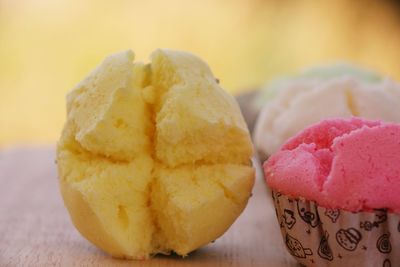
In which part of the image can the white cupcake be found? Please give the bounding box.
[253,63,400,160]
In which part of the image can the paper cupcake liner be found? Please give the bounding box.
[272,190,400,267]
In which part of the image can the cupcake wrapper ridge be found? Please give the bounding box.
[272,190,400,267]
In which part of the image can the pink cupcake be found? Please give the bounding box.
[264,118,400,266]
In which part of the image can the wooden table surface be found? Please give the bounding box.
[0,148,297,267]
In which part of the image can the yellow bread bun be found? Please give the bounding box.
[57,49,254,259]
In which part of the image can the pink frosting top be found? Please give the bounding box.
[264,117,400,212]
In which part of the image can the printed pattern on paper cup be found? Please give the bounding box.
[272,190,400,267]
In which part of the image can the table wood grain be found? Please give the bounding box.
[0,148,297,267]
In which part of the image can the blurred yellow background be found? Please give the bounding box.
[1,0,400,147]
